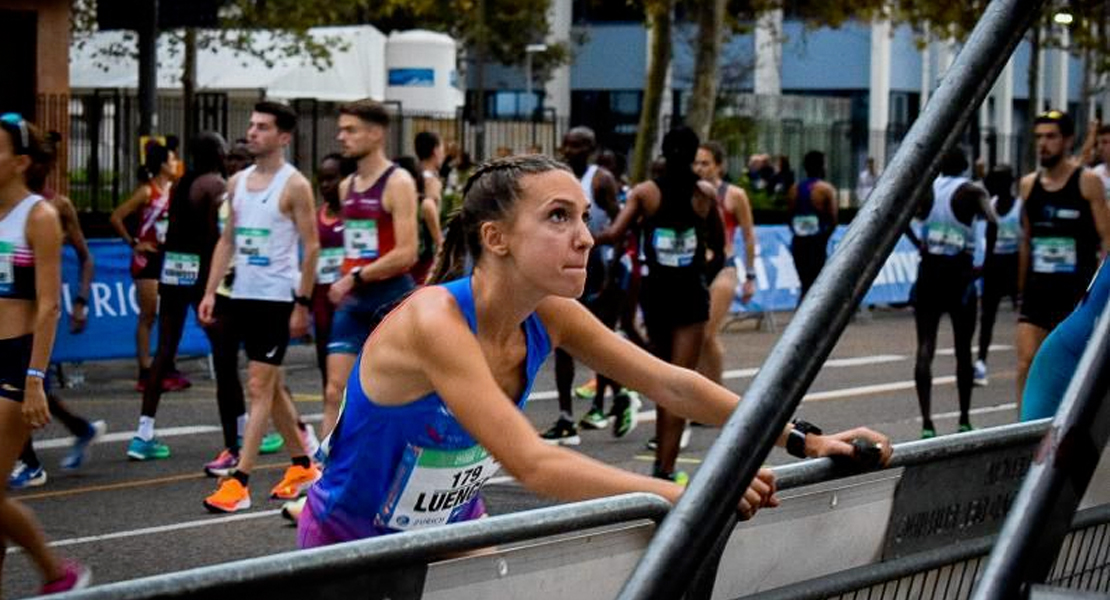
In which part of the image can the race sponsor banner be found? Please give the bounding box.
[54,240,210,362]
[51,230,921,362]
[731,225,921,313]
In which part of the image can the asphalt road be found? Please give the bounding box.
[2,305,1025,599]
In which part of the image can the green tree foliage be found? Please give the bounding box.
[73,0,567,70]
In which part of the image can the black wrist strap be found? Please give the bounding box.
[786,429,808,458]
[787,419,823,459]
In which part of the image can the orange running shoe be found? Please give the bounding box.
[270,464,321,500]
[204,478,251,513]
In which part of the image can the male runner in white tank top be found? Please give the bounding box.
[198,101,321,513]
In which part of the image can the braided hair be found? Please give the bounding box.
[428,154,571,284]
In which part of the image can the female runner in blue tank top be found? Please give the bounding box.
[298,155,893,548]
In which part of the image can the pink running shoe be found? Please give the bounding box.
[204,449,239,478]
[41,560,92,594]
[162,370,192,392]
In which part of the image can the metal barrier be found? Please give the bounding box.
[44,421,1110,600]
[617,0,1048,597]
[972,285,1110,598]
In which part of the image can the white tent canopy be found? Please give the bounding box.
[70,25,387,102]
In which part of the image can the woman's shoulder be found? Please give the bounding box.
[402,284,467,331]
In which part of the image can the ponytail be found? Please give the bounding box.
[428,210,470,284]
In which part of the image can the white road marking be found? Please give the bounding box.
[32,347,1014,448]
[5,510,283,554]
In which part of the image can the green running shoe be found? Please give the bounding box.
[259,432,285,455]
[127,437,171,461]
[573,379,597,401]
[610,391,642,438]
[579,408,609,430]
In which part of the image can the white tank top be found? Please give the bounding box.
[0,194,41,300]
[924,175,976,257]
[230,164,299,302]
[582,165,610,237]
[991,196,1023,255]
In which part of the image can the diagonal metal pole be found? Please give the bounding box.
[972,298,1110,599]
[616,2,1046,598]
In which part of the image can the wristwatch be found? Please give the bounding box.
[745,272,756,281]
[350,266,364,286]
[293,294,311,307]
[787,419,823,458]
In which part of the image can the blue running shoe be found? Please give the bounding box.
[61,420,107,470]
[127,436,171,461]
[9,462,47,490]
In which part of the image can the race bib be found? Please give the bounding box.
[652,227,697,268]
[344,219,379,260]
[792,215,820,237]
[236,227,271,266]
[316,247,345,285]
[376,444,499,531]
[160,252,201,286]
[925,223,969,257]
[1032,237,1077,274]
[0,242,13,294]
[994,223,1020,255]
[154,217,169,244]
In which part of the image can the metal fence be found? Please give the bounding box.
[739,505,1110,600]
[60,91,568,212]
[42,420,1110,600]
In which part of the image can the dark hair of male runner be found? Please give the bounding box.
[700,141,726,166]
[428,154,571,284]
[939,147,969,177]
[1034,109,1075,138]
[338,99,391,128]
[253,100,298,133]
[803,150,826,180]
[414,131,441,161]
[1098,124,1110,137]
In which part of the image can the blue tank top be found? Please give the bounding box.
[791,178,831,238]
[306,276,551,541]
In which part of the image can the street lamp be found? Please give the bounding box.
[524,43,547,119]
[1053,11,1074,25]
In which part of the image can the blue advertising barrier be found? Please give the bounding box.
[54,239,210,363]
[732,225,920,313]
[53,230,921,362]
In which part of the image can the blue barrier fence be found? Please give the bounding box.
[55,240,210,363]
[55,229,920,362]
[731,225,920,313]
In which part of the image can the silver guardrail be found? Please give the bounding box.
[47,418,1110,600]
[618,0,1050,595]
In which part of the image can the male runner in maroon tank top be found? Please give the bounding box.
[322,99,419,439]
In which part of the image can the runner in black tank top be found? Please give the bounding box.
[1015,110,1110,406]
[596,127,713,482]
[137,133,231,458]
[787,151,838,302]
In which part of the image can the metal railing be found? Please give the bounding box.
[49,419,1110,600]
[972,291,1110,598]
[615,0,1047,597]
